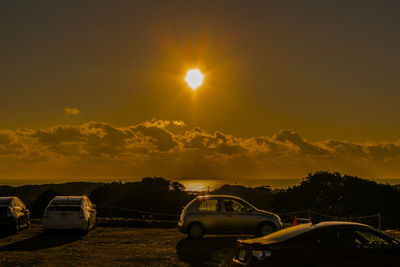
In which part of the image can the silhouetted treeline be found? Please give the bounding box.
[271,171,400,228]
[210,184,274,211]
[89,177,194,219]
[0,182,100,205]
[2,172,400,228]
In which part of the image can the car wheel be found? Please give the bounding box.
[258,222,275,236]
[188,223,204,239]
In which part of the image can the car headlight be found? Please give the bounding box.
[252,250,272,260]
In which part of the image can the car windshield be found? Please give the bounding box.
[256,224,314,243]
[0,198,12,206]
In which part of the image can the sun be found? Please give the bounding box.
[185,69,204,90]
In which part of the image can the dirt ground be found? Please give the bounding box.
[0,221,240,267]
[1,221,399,267]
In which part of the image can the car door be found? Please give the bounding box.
[311,229,357,267]
[348,228,400,266]
[312,227,400,267]
[222,198,257,234]
[196,198,225,233]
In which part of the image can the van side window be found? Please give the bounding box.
[198,199,221,212]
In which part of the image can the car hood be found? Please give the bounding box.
[255,209,281,221]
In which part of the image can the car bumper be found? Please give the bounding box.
[43,218,88,230]
[0,218,16,230]
[178,221,185,233]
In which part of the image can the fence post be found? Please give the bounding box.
[377,212,382,230]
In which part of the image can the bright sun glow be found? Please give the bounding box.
[185,69,204,90]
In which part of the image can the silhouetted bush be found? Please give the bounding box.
[30,189,62,218]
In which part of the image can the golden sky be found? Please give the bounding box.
[1,1,400,182]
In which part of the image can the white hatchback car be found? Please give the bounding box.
[43,196,96,232]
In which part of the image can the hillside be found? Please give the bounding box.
[0,182,102,205]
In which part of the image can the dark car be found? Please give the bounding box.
[0,196,30,233]
[233,221,400,267]
[178,195,283,238]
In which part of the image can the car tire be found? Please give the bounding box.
[258,222,276,236]
[188,223,204,239]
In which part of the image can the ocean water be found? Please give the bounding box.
[177,178,301,192]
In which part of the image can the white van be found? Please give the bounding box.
[43,196,96,232]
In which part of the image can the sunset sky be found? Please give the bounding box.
[1,1,400,183]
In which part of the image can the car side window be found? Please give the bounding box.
[14,199,23,209]
[86,199,93,209]
[355,230,392,250]
[198,199,221,212]
[84,199,90,208]
[315,229,392,250]
[11,199,17,208]
[223,199,247,213]
[18,199,26,209]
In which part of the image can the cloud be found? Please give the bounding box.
[1,120,400,179]
[64,107,80,115]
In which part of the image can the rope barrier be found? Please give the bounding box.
[97,206,180,217]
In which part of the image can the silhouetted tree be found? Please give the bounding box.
[30,189,62,218]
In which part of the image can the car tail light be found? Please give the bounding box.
[79,208,85,218]
[6,207,13,217]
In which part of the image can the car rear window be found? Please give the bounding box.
[259,224,314,243]
[0,199,12,206]
[51,199,82,206]
[47,206,81,212]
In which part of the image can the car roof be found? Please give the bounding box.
[52,196,86,201]
[314,221,371,229]
[0,196,15,200]
[240,221,377,245]
[197,195,245,201]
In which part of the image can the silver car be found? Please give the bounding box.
[43,196,97,232]
[178,195,283,238]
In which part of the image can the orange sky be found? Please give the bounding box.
[1,1,400,182]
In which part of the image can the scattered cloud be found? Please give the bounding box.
[64,107,80,115]
[1,121,400,179]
